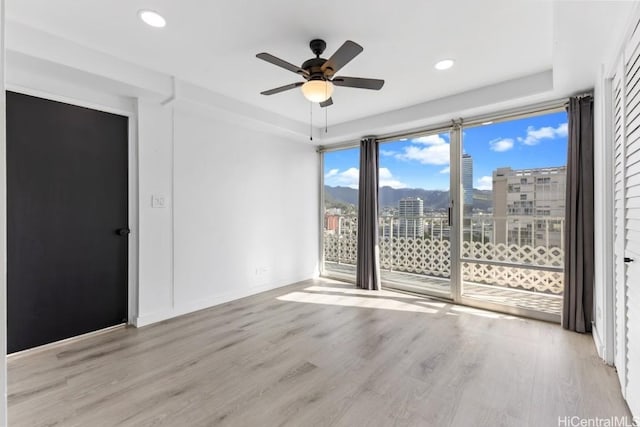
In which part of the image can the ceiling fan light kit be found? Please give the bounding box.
[256,39,385,107]
[301,80,334,103]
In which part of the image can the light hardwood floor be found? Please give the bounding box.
[8,278,631,426]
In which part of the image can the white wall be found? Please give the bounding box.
[136,100,174,320]
[173,107,318,313]
[134,101,319,325]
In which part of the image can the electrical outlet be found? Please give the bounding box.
[151,194,166,208]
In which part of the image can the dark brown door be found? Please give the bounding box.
[7,91,129,353]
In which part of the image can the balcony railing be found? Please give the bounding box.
[323,214,564,295]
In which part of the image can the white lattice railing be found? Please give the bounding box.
[323,214,564,294]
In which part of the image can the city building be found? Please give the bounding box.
[324,213,340,233]
[492,166,566,247]
[462,153,474,214]
[397,197,424,238]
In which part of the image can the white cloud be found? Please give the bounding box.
[379,167,407,189]
[338,167,360,188]
[489,138,514,152]
[476,176,493,191]
[519,122,568,146]
[324,167,360,188]
[324,167,406,189]
[393,134,451,165]
[412,134,448,145]
[556,122,568,137]
[324,168,339,179]
[395,143,450,165]
[380,149,397,157]
[440,166,450,174]
[378,168,393,179]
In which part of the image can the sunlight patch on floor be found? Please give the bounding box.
[303,285,423,299]
[277,291,441,314]
[449,305,520,320]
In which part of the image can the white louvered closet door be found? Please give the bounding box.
[614,28,640,417]
[613,66,628,397]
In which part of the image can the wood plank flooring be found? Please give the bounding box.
[8,278,631,426]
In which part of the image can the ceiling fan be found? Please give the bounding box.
[256,39,384,107]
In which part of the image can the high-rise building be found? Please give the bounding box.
[324,213,340,233]
[462,153,474,213]
[492,166,566,247]
[398,197,424,238]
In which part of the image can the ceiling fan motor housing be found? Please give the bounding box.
[305,39,334,79]
[301,57,331,80]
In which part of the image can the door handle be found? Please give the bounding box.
[116,228,131,236]
[624,257,634,263]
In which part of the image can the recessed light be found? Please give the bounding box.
[434,59,454,71]
[482,121,493,126]
[138,10,166,28]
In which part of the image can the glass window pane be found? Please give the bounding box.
[461,110,568,315]
[322,147,360,280]
[377,133,452,297]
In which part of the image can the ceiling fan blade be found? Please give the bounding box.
[321,41,363,75]
[256,53,309,77]
[332,76,385,90]
[260,82,304,95]
[320,97,333,108]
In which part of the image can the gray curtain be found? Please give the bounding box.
[356,137,381,290]
[563,95,594,333]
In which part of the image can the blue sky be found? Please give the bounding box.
[324,111,568,191]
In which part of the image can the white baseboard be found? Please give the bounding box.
[134,274,313,327]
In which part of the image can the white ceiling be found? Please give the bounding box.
[5,0,637,134]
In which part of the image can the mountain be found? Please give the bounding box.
[380,187,449,211]
[324,186,493,211]
[325,186,358,206]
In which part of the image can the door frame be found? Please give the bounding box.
[596,74,616,366]
[5,85,139,326]
[449,122,463,303]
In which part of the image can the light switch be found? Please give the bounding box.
[151,194,167,208]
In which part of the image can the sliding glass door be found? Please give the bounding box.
[377,132,454,298]
[459,110,568,320]
[320,107,568,320]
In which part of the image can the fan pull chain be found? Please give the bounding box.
[325,83,328,133]
[309,102,313,141]
[325,107,328,133]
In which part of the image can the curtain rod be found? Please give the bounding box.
[563,90,594,107]
[317,97,572,153]
[572,90,594,98]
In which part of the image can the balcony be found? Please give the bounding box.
[323,214,564,317]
